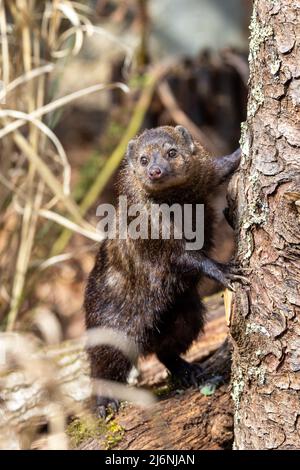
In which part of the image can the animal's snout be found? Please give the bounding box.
[148,165,162,180]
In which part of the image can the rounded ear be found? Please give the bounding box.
[126,139,136,168]
[175,125,195,153]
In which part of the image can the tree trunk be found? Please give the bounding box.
[229,0,300,450]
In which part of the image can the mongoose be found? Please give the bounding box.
[84,125,243,417]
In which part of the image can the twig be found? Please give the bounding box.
[157,80,219,154]
[222,49,249,86]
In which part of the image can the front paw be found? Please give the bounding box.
[94,395,120,419]
[172,362,204,388]
[220,263,250,291]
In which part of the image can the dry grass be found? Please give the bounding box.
[0,0,130,330]
[0,0,158,449]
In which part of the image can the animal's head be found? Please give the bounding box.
[126,126,197,194]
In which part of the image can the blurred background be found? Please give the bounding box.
[0,0,251,343]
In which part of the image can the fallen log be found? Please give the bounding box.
[0,293,230,450]
[80,340,232,450]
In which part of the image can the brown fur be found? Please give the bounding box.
[84,126,241,416]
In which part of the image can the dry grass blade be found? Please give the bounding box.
[53,23,133,60]
[38,209,103,242]
[86,327,139,364]
[0,0,160,450]
[7,181,43,331]
[56,1,83,57]
[0,0,130,334]
[0,0,10,85]
[0,109,71,194]
[0,63,54,103]
[0,82,129,139]
[12,132,90,228]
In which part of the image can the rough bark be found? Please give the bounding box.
[228,0,300,450]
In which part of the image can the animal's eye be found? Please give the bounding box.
[140,156,148,166]
[168,148,177,158]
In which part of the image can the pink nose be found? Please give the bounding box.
[148,166,162,180]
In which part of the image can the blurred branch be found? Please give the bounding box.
[223,49,249,86]
[136,0,150,68]
[157,80,222,155]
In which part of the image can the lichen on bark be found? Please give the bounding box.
[229,0,300,450]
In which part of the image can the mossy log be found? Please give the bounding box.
[0,294,231,450]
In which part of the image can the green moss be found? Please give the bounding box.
[237,160,269,259]
[104,421,125,450]
[244,199,269,230]
[67,416,106,448]
[237,194,269,260]
[67,415,125,449]
[237,230,254,260]
[246,1,273,119]
[200,382,217,396]
[153,383,173,397]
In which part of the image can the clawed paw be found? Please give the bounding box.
[94,396,120,419]
[227,264,251,275]
[172,362,204,388]
[222,263,251,291]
